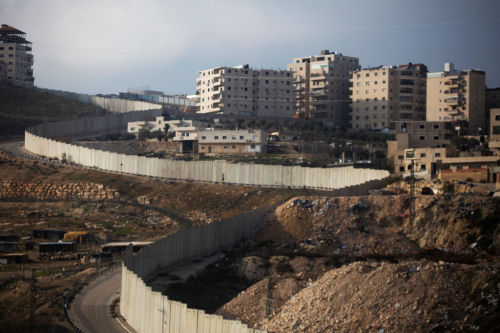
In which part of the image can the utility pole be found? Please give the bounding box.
[409,159,416,224]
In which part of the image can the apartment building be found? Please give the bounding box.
[287,50,360,124]
[427,63,485,133]
[195,65,294,117]
[396,147,448,178]
[490,108,500,151]
[350,63,427,130]
[486,87,500,130]
[387,120,453,177]
[0,24,34,87]
[198,129,266,155]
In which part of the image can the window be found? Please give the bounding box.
[399,166,405,172]
[435,152,441,157]
[222,136,227,139]
[201,136,206,140]
[419,136,425,140]
[240,136,244,139]
[420,153,426,158]
[232,145,236,149]
[434,124,440,129]
[433,136,439,140]
[419,124,425,129]
[251,144,256,149]
[214,136,219,140]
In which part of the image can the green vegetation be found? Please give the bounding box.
[0,83,102,136]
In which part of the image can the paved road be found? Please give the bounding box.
[70,269,134,333]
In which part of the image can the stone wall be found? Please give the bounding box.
[0,181,119,201]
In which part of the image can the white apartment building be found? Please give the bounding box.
[195,64,294,117]
[287,50,360,124]
[0,24,34,87]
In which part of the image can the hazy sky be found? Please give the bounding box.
[2,0,500,94]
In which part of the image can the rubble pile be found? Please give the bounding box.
[261,195,422,256]
[260,260,499,332]
[404,194,500,252]
[0,181,119,201]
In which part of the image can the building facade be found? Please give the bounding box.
[387,120,453,177]
[427,62,486,134]
[198,129,266,155]
[350,64,427,131]
[195,65,294,117]
[287,50,360,124]
[0,24,34,87]
[490,108,500,151]
[127,117,203,140]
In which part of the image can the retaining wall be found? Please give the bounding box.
[121,209,270,333]
[39,88,162,113]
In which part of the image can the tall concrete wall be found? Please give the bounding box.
[121,209,270,333]
[25,113,389,189]
[39,88,162,113]
[25,130,389,189]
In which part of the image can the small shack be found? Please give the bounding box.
[39,242,76,254]
[63,231,94,244]
[0,235,20,242]
[0,242,18,253]
[33,229,67,240]
[0,253,28,264]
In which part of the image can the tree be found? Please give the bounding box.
[138,128,151,141]
[164,123,171,141]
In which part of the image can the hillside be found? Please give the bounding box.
[0,83,103,137]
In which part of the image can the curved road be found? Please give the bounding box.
[70,268,135,333]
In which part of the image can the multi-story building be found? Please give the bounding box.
[490,108,500,151]
[427,62,485,134]
[350,63,427,130]
[198,129,266,155]
[195,65,294,117]
[0,24,34,87]
[287,50,359,124]
[486,87,500,130]
[387,120,453,177]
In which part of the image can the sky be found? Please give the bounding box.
[2,0,500,95]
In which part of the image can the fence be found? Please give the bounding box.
[121,209,270,333]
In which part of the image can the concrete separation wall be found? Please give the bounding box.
[24,112,389,190]
[121,209,270,333]
[39,88,162,113]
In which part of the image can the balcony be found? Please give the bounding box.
[310,88,327,97]
[444,80,459,87]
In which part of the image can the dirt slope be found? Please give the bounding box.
[260,260,499,333]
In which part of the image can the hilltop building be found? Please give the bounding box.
[287,50,360,124]
[0,24,34,87]
[195,64,294,117]
[350,63,427,131]
[426,62,485,134]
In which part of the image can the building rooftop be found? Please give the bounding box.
[0,24,25,35]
